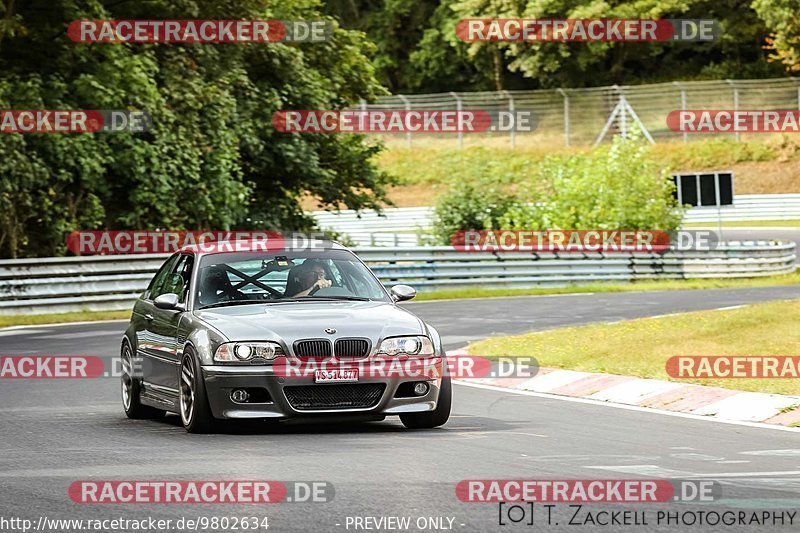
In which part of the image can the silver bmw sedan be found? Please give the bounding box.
[120,240,451,433]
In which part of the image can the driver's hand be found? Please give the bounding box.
[315,278,332,289]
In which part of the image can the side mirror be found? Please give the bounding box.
[154,293,184,311]
[390,284,417,302]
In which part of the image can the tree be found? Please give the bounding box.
[450,0,783,88]
[325,0,514,92]
[0,0,392,258]
[753,0,800,72]
[329,0,785,92]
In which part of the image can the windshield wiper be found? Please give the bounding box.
[277,296,371,302]
[199,300,267,310]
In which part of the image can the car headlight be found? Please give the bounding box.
[214,342,283,363]
[376,336,434,357]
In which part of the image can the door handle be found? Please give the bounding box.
[144,313,154,321]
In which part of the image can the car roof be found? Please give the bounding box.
[179,238,348,256]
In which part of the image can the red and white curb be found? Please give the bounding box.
[447,349,800,427]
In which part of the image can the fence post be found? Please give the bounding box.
[594,85,655,146]
[557,88,570,146]
[397,94,412,147]
[502,90,515,148]
[673,81,687,144]
[725,80,739,142]
[450,91,463,149]
[618,88,628,139]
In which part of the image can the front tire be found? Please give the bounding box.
[121,341,165,419]
[179,348,216,433]
[400,377,451,429]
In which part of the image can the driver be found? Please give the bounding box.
[285,260,332,297]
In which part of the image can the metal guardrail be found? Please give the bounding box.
[681,194,800,222]
[312,194,800,246]
[0,241,794,315]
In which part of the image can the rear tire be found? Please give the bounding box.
[121,341,165,419]
[179,348,217,434]
[400,377,451,429]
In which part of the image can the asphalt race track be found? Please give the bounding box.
[1,286,799,532]
[408,284,800,350]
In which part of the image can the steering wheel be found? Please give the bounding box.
[261,285,284,298]
[229,284,283,299]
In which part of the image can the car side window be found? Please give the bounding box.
[146,255,179,300]
[171,255,195,303]
[152,254,193,301]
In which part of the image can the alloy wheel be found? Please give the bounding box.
[121,344,133,410]
[180,355,196,426]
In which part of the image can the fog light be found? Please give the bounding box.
[413,382,429,396]
[231,389,249,403]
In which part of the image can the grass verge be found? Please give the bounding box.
[0,310,131,328]
[469,299,800,395]
[373,136,800,207]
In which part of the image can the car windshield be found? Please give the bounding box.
[194,249,390,309]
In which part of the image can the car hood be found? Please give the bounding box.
[193,301,426,346]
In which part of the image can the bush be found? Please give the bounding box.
[513,134,684,231]
[431,181,518,244]
[431,134,684,242]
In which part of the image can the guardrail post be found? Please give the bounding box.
[502,89,515,149]
[673,81,687,144]
[397,94,412,148]
[725,80,739,142]
[557,88,570,146]
[450,91,463,149]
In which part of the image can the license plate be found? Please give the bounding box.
[314,369,359,383]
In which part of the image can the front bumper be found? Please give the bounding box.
[202,358,444,419]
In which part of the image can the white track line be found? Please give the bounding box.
[453,380,800,433]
